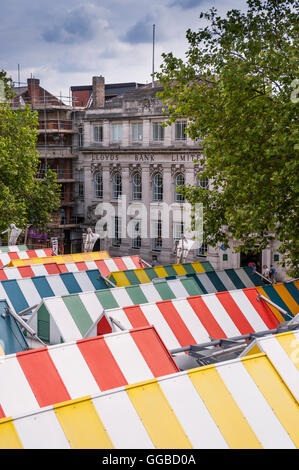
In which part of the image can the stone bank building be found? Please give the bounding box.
[73,76,285,277]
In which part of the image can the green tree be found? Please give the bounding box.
[157,0,299,276]
[0,70,61,238]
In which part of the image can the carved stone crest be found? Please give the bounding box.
[91,162,102,174]
[149,163,163,177]
[129,163,141,177]
[171,164,185,177]
[109,163,121,177]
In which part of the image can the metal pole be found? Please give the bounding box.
[169,323,299,355]
[5,307,46,346]
[139,257,152,268]
[257,293,292,318]
[152,24,155,87]
[253,270,272,284]
[109,316,126,331]
[98,273,116,288]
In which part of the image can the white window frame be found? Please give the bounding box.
[173,221,184,241]
[93,125,103,142]
[198,176,209,189]
[174,173,185,202]
[152,122,164,142]
[131,122,143,142]
[94,171,103,199]
[112,172,122,199]
[112,216,122,247]
[175,121,187,141]
[112,123,123,142]
[173,221,184,253]
[132,172,142,200]
[152,219,162,251]
[132,219,141,249]
[152,173,163,202]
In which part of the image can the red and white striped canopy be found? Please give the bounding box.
[0,326,178,419]
[0,255,145,280]
[0,249,53,268]
[104,287,280,350]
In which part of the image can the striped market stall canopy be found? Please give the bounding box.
[1,351,298,449]
[0,326,179,419]
[7,251,110,268]
[256,281,299,321]
[27,278,202,344]
[0,300,29,356]
[0,249,53,269]
[166,266,264,294]
[0,269,110,315]
[108,261,215,287]
[0,245,28,252]
[0,255,146,281]
[242,330,299,401]
[105,286,281,351]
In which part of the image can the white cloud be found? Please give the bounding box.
[1,0,248,97]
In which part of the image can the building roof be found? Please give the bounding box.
[241,329,299,402]
[108,261,215,286]
[1,345,298,448]
[0,269,110,314]
[7,251,110,267]
[70,82,144,92]
[163,266,264,292]
[0,326,179,419]
[27,277,202,343]
[0,249,52,269]
[0,255,145,281]
[0,245,28,253]
[256,281,299,321]
[104,285,284,351]
[12,85,66,108]
[71,82,145,107]
[0,300,28,356]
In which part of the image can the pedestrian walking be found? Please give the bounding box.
[269,265,276,283]
[262,265,270,283]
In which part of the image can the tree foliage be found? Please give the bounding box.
[157,0,299,276]
[0,70,61,237]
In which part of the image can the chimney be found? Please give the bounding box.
[27,78,40,106]
[92,76,105,108]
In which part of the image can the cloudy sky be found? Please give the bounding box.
[1,0,247,101]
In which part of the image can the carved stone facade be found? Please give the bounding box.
[73,83,287,279]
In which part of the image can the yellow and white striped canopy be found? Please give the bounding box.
[1,331,298,449]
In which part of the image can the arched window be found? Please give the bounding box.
[198,176,209,189]
[174,173,185,202]
[132,172,142,200]
[94,171,103,199]
[112,172,122,199]
[152,173,163,202]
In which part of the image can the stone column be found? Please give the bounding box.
[143,119,150,146]
[164,124,172,147]
[120,166,130,248]
[162,166,172,256]
[102,165,111,201]
[103,120,110,147]
[142,166,151,254]
[84,122,92,147]
[122,120,129,147]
